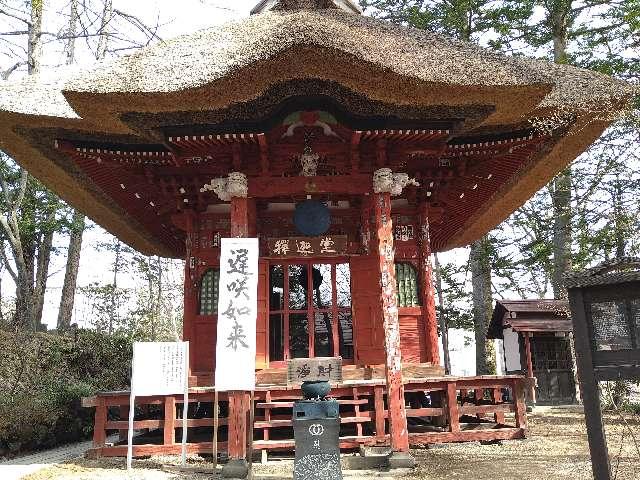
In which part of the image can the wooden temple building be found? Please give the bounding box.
[489,299,577,405]
[0,0,632,471]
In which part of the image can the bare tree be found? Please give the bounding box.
[1,0,164,331]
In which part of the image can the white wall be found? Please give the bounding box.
[503,327,522,372]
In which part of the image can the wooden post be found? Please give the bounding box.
[213,390,219,470]
[228,391,248,461]
[569,288,611,480]
[493,388,505,425]
[223,190,254,478]
[418,203,441,366]
[523,332,537,403]
[119,404,129,442]
[373,191,410,453]
[374,384,386,441]
[446,383,460,433]
[475,388,484,420]
[247,392,255,470]
[353,387,363,437]
[93,397,107,448]
[513,379,528,431]
[164,396,176,446]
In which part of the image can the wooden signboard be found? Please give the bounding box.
[287,357,343,384]
[268,236,348,258]
[566,258,640,480]
[127,342,189,470]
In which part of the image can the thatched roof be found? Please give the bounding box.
[251,0,362,14]
[0,5,634,257]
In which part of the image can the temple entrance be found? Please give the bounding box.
[268,260,353,365]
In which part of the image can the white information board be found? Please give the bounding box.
[215,238,259,392]
[127,341,189,470]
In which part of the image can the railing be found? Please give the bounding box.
[82,375,529,458]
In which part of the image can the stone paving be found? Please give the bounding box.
[0,440,93,480]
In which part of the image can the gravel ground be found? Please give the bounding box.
[22,406,640,480]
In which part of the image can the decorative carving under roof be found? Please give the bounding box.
[251,0,362,15]
[373,168,420,196]
[201,172,248,201]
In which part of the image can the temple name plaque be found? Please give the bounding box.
[268,236,348,258]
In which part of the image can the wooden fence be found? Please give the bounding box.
[82,375,529,458]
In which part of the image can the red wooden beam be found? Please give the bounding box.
[258,134,269,176]
[373,191,409,453]
[350,131,362,173]
[247,174,372,197]
[375,139,387,167]
[418,203,441,366]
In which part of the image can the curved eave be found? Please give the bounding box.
[0,112,175,257]
[444,113,610,251]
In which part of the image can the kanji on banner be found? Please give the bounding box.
[215,238,259,391]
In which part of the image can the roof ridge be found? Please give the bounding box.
[251,0,362,15]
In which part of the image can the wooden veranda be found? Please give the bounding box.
[83,372,529,459]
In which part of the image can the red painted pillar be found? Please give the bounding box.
[373,191,410,453]
[418,203,441,366]
[523,332,537,403]
[224,191,254,476]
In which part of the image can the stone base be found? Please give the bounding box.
[221,458,249,479]
[387,451,416,469]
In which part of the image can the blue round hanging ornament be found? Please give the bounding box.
[294,200,331,236]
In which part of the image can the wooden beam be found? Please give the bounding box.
[350,131,362,173]
[523,332,536,403]
[232,144,242,170]
[376,139,388,167]
[258,134,269,175]
[418,203,441,366]
[373,192,409,453]
[248,174,372,197]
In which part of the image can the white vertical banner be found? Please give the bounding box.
[127,341,189,470]
[215,238,259,392]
